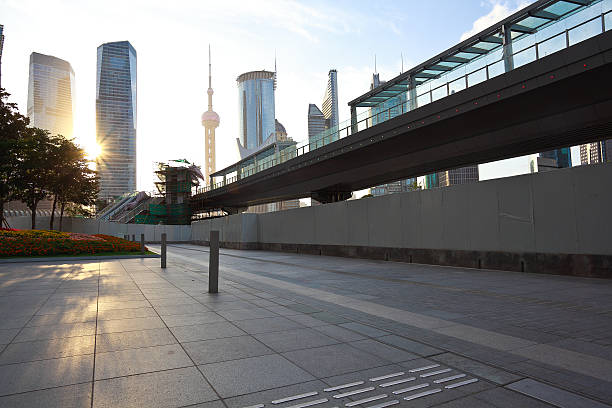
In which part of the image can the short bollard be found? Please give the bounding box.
[140,234,145,254]
[124,234,128,240]
[131,234,135,242]
[161,233,167,269]
[208,230,219,293]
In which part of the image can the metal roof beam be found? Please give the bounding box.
[480,35,504,44]
[414,72,438,79]
[528,9,561,20]
[511,23,537,34]
[441,56,470,63]
[427,64,454,71]
[462,46,488,54]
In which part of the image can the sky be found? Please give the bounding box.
[0,0,582,193]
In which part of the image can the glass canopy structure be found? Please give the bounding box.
[203,0,610,193]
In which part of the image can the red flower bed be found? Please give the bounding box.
[0,229,146,257]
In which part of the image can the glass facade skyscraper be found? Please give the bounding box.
[237,71,275,154]
[322,69,338,130]
[27,52,75,139]
[307,104,325,145]
[96,41,137,201]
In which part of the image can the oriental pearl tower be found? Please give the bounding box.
[201,45,220,185]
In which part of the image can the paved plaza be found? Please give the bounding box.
[0,244,611,407]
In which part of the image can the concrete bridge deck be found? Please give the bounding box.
[0,247,610,407]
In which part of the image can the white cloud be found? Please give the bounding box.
[460,1,532,41]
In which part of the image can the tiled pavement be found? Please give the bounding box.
[0,245,610,407]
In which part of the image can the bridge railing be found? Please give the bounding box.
[198,1,611,195]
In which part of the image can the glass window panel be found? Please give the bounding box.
[513,46,536,68]
[517,16,549,29]
[431,84,447,102]
[468,67,487,87]
[544,1,580,17]
[604,0,612,13]
[449,77,466,94]
[538,32,566,57]
[569,17,603,46]
[488,60,506,78]
[563,2,602,28]
[417,93,431,107]
[512,34,536,53]
[606,11,612,31]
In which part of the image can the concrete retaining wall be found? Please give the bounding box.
[192,162,612,277]
[4,216,192,242]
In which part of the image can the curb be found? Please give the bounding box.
[0,254,161,264]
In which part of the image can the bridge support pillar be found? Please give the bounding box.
[409,76,417,111]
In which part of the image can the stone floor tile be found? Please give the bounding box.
[97,307,158,321]
[98,300,151,311]
[94,343,193,379]
[506,378,611,408]
[339,322,390,338]
[96,316,166,334]
[170,321,246,343]
[349,339,419,363]
[0,382,92,408]
[14,322,96,342]
[309,311,350,324]
[285,304,321,314]
[474,387,557,407]
[377,335,444,357]
[92,366,217,408]
[161,312,226,327]
[154,303,210,316]
[0,329,18,344]
[223,380,327,408]
[254,327,339,353]
[96,328,177,353]
[183,335,273,364]
[282,343,389,378]
[199,354,315,398]
[233,316,305,334]
[432,353,523,385]
[0,335,95,364]
[0,354,93,396]
[216,307,278,321]
[312,324,367,342]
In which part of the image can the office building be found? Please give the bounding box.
[580,141,611,164]
[307,104,325,145]
[439,166,479,186]
[236,70,276,156]
[96,41,137,201]
[202,46,220,185]
[322,69,338,130]
[27,52,75,138]
[370,178,418,197]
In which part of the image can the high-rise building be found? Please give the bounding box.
[201,46,220,185]
[307,104,325,145]
[438,166,479,186]
[322,69,338,130]
[236,70,276,156]
[96,41,137,201]
[370,178,418,197]
[27,52,75,138]
[580,141,611,165]
[540,148,571,168]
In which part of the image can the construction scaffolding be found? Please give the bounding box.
[152,160,204,225]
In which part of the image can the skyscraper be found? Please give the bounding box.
[438,166,479,186]
[96,41,137,201]
[27,52,75,138]
[307,104,325,146]
[236,70,276,156]
[201,46,220,185]
[580,141,611,165]
[322,69,338,130]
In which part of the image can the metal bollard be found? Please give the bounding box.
[132,234,135,242]
[161,233,167,269]
[140,234,145,254]
[208,230,219,293]
[124,234,128,241]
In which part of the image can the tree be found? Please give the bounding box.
[13,128,56,229]
[59,166,98,231]
[0,89,30,228]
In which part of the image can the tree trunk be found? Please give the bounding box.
[59,201,65,231]
[50,196,57,230]
[30,202,37,230]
